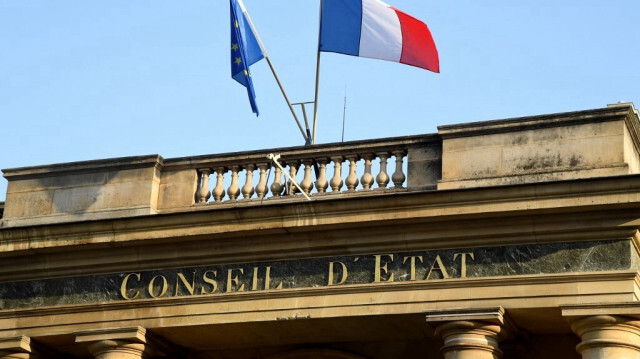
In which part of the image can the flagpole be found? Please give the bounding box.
[312,0,323,145]
[237,0,308,143]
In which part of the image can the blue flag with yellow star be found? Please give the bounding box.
[230,0,264,116]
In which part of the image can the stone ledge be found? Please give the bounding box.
[2,155,163,180]
[438,103,637,140]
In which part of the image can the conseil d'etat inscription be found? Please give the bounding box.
[119,252,474,300]
[0,240,633,310]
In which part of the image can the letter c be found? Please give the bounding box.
[120,273,141,300]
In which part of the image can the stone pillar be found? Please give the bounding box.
[434,320,503,359]
[0,335,62,359]
[571,315,640,359]
[87,340,148,359]
[76,327,178,359]
[427,307,508,359]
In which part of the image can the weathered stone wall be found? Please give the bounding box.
[438,104,640,189]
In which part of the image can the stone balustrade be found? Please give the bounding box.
[193,150,404,204]
[160,135,442,207]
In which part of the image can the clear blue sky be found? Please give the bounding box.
[1,1,639,200]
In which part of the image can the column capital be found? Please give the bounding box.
[569,315,640,357]
[0,336,59,359]
[434,320,503,359]
[0,337,31,355]
[426,308,509,359]
[426,307,506,326]
[75,327,182,359]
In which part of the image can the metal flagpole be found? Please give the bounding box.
[311,0,323,145]
[237,0,308,143]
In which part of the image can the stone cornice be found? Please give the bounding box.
[437,103,639,141]
[2,174,638,247]
[1,155,163,180]
[0,174,639,282]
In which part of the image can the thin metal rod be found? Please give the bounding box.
[341,86,347,142]
[293,101,314,145]
[312,0,323,145]
[267,154,311,201]
[300,103,311,134]
[237,0,308,143]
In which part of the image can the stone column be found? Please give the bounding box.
[571,315,640,359]
[76,327,178,359]
[0,336,56,359]
[434,320,503,359]
[87,340,147,359]
[427,307,508,359]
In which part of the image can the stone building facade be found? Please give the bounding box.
[1,103,640,358]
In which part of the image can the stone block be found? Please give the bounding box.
[407,145,442,190]
[1,155,162,226]
[2,190,53,218]
[157,169,197,211]
[106,166,160,184]
[6,172,107,194]
[624,125,640,173]
[439,109,639,189]
[442,146,502,180]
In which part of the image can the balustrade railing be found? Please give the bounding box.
[161,135,440,206]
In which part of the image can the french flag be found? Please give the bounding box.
[319,0,439,73]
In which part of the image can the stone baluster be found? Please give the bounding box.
[392,150,406,189]
[300,159,314,195]
[330,156,344,192]
[195,169,212,203]
[241,164,255,200]
[360,154,374,190]
[255,163,269,199]
[571,315,640,359]
[345,155,360,192]
[315,157,329,193]
[227,166,241,201]
[376,152,390,189]
[286,160,299,196]
[270,166,283,197]
[212,167,226,203]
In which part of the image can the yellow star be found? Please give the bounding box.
[234,57,242,65]
[235,20,239,28]
[244,70,248,76]
[231,43,238,51]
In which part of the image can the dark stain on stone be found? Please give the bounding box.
[569,155,582,167]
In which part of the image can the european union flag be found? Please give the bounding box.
[230,0,264,116]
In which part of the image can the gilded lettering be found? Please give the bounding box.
[402,255,424,281]
[327,261,348,286]
[120,273,141,300]
[453,252,475,278]
[175,271,197,296]
[265,266,283,290]
[374,254,394,283]
[148,275,169,298]
[200,270,218,294]
[226,268,245,293]
[426,255,450,280]
[251,266,283,290]
[252,267,260,291]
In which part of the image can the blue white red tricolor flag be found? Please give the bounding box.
[230,0,264,116]
[319,0,439,73]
